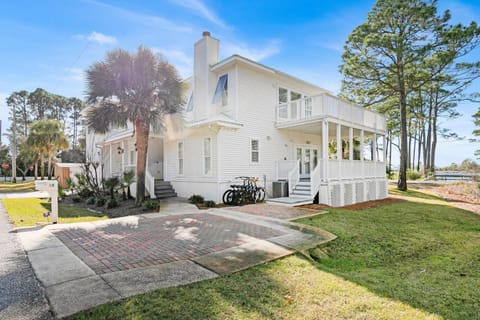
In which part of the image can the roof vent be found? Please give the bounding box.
[202,31,211,37]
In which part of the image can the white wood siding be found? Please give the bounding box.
[217,66,324,195]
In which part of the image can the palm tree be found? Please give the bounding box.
[84,46,183,204]
[26,120,69,180]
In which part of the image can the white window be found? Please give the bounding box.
[203,137,212,175]
[305,97,312,117]
[251,139,259,163]
[212,74,228,106]
[178,141,184,175]
[186,93,193,112]
[278,87,288,104]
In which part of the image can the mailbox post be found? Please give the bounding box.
[35,180,58,224]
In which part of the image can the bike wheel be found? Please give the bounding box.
[227,190,240,205]
[222,189,233,205]
[256,187,266,202]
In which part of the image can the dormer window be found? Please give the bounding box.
[213,74,228,106]
[186,93,193,112]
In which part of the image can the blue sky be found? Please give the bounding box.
[0,0,479,166]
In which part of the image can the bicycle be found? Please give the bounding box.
[222,176,265,205]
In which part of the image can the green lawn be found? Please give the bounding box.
[70,190,480,320]
[2,198,107,227]
[388,186,445,200]
[0,181,36,192]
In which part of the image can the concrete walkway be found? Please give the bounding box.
[0,203,52,320]
[0,191,49,199]
[15,201,335,318]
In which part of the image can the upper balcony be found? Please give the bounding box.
[276,93,386,133]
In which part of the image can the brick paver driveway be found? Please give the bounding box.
[18,205,335,318]
[53,213,285,274]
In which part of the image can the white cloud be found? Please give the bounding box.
[222,40,281,61]
[86,0,192,33]
[73,31,117,45]
[170,0,228,29]
[87,31,117,45]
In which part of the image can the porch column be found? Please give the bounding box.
[360,129,364,180]
[372,133,377,162]
[336,123,342,161]
[360,130,364,162]
[322,120,328,181]
[109,144,112,176]
[383,135,386,163]
[121,140,125,173]
[349,127,353,161]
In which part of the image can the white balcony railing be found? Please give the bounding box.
[276,93,386,132]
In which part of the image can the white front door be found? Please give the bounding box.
[296,146,319,179]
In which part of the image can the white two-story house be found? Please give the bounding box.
[86,32,387,207]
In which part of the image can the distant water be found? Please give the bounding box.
[434,172,478,182]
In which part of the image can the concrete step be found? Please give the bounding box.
[155,181,172,186]
[155,185,174,191]
[156,192,177,199]
[154,180,176,199]
[296,182,310,187]
[292,190,311,196]
[294,185,311,191]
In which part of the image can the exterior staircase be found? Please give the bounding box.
[267,178,313,206]
[154,179,177,199]
[291,178,311,197]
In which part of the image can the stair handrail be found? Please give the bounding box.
[310,163,321,198]
[145,170,156,199]
[288,160,300,195]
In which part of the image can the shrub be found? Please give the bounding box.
[188,194,204,204]
[407,169,423,181]
[86,197,96,205]
[95,198,106,207]
[58,185,66,199]
[143,200,160,211]
[106,198,119,209]
[79,188,93,198]
[104,177,120,200]
[204,200,216,208]
[72,196,82,203]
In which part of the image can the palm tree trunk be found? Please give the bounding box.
[47,149,53,180]
[40,152,45,180]
[34,155,39,180]
[135,118,150,204]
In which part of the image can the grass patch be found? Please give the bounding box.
[70,199,480,320]
[70,255,440,320]
[388,186,444,200]
[2,198,107,227]
[297,202,480,320]
[0,181,35,192]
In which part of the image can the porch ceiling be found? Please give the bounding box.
[277,122,322,134]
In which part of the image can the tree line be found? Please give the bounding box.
[340,0,480,190]
[3,88,86,181]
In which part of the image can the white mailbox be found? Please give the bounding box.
[35,180,58,224]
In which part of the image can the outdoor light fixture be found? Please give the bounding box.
[117,146,124,154]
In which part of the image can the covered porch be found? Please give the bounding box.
[272,93,387,206]
[100,129,164,198]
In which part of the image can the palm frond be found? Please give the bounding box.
[84,102,129,134]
